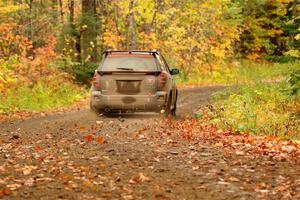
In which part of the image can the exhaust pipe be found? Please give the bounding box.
[104,107,111,113]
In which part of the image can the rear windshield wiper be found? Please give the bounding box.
[116,67,134,71]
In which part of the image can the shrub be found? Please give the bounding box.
[0,31,85,113]
[287,70,300,96]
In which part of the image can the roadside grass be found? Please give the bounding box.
[175,60,299,86]
[0,79,86,113]
[0,49,87,114]
[199,61,300,140]
[212,82,300,140]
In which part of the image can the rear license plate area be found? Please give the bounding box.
[116,80,141,94]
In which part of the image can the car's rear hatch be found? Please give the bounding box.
[99,72,159,95]
[97,53,160,95]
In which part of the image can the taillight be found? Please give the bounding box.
[157,71,167,90]
[92,71,101,90]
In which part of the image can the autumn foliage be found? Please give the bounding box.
[0,15,83,113]
[1,0,299,81]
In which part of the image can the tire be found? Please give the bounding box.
[90,101,96,112]
[171,97,177,116]
[90,101,103,115]
[164,98,171,117]
[164,94,176,117]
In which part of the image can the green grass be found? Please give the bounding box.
[181,60,300,140]
[212,82,299,140]
[0,79,85,113]
[175,60,300,86]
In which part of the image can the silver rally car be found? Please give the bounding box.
[90,50,179,115]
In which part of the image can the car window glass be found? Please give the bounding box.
[101,56,158,71]
[156,55,168,71]
[161,55,171,72]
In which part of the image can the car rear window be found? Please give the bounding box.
[101,55,158,71]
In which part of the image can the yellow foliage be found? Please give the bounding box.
[0,3,28,16]
[0,59,16,93]
[98,0,243,75]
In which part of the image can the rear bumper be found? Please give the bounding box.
[90,91,167,112]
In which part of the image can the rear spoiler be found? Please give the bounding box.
[96,70,161,76]
[102,50,160,56]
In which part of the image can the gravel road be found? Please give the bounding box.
[1,86,299,200]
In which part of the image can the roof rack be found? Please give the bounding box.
[102,50,159,56]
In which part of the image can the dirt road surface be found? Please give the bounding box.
[1,86,299,200]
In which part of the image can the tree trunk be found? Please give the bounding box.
[291,0,298,17]
[82,0,97,62]
[151,0,163,33]
[128,0,137,49]
[59,0,64,23]
[114,4,122,38]
[289,0,299,43]
[68,0,81,62]
[68,0,75,36]
[28,0,34,43]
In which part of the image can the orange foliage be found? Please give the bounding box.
[0,22,32,59]
[17,35,61,85]
[0,23,75,94]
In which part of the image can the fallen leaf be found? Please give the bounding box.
[6,183,21,190]
[235,150,245,155]
[96,136,105,144]
[129,173,150,184]
[122,195,134,200]
[84,134,94,142]
[217,181,229,185]
[21,165,37,175]
[275,185,289,192]
[214,142,223,147]
[24,178,35,186]
[138,173,150,182]
[129,179,136,184]
[79,126,85,132]
[0,188,12,197]
[0,165,5,172]
[35,146,43,152]
[228,177,240,182]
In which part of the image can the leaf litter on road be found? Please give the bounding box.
[0,93,300,199]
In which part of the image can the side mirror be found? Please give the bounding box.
[90,70,96,77]
[170,68,180,75]
[91,70,101,77]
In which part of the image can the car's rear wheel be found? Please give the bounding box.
[90,101,96,112]
[164,101,171,117]
[90,101,103,115]
[171,99,177,116]
[164,94,176,117]
[170,92,177,116]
